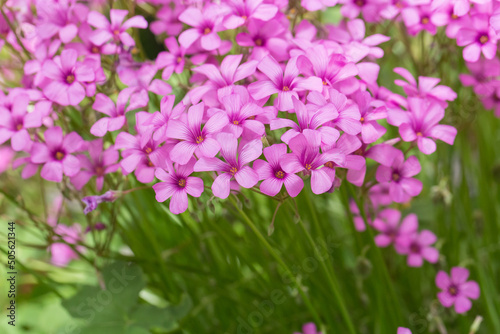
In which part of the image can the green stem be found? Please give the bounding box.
[228,195,322,326]
[296,211,357,334]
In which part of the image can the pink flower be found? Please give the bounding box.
[339,0,384,22]
[402,5,439,35]
[294,322,322,334]
[351,90,387,144]
[459,58,500,96]
[0,92,43,151]
[91,88,148,137]
[373,210,418,247]
[190,54,257,105]
[224,0,278,29]
[302,0,337,11]
[322,134,366,186]
[153,158,204,214]
[436,267,480,313]
[209,91,265,139]
[375,153,423,203]
[307,89,362,135]
[148,95,185,142]
[281,132,345,195]
[248,55,323,111]
[270,96,338,145]
[0,146,15,174]
[389,98,457,154]
[118,64,172,98]
[165,102,229,165]
[70,139,120,191]
[31,127,83,182]
[235,19,289,62]
[49,223,84,267]
[82,191,117,214]
[194,133,262,199]
[88,9,148,47]
[115,114,169,183]
[254,144,304,197]
[36,0,88,43]
[178,5,227,51]
[349,199,367,231]
[156,37,187,80]
[393,67,457,107]
[457,13,498,62]
[397,328,412,334]
[297,45,359,95]
[328,19,390,61]
[397,229,439,267]
[42,49,95,106]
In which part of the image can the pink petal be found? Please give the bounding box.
[461,281,480,299]
[41,161,63,182]
[451,267,470,284]
[454,296,472,314]
[438,291,455,307]
[170,141,198,164]
[169,191,189,214]
[234,166,259,188]
[62,155,81,176]
[212,173,232,199]
[436,271,451,290]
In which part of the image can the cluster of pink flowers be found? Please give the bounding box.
[0,0,483,317]
[339,0,500,117]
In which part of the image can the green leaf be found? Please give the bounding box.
[61,262,192,333]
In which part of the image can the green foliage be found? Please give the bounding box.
[61,262,192,334]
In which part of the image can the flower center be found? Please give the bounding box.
[255,38,263,46]
[392,172,400,181]
[145,147,153,154]
[275,170,285,179]
[355,0,364,7]
[113,29,120,36]
[196,136,204,144]
[322,80,328,86]
[324,161,334,168]
[409,242,420,253]
[66,74,75,84]
[451,13,458,20]
[360,117,365,123]
[283,86,290,91]
[147,160,154,167]
[204,27,212,35]
[305,163,312,170]
[479,35,489,44]
[16,123,23,131]
[95,166,104,176]
[233,120,239,125]
[177,56,182,63]
[416,131,423,136]
[91,46,100,53]
[448,285,459,296]
[178,178,186,188]
[241,15,247,20]
[55,151,65,161]
[230,167,238,175]
[421,17,429,25]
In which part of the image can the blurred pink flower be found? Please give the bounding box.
[88,9,148,47]
[436,267,480,313]
[31,127,84,182]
